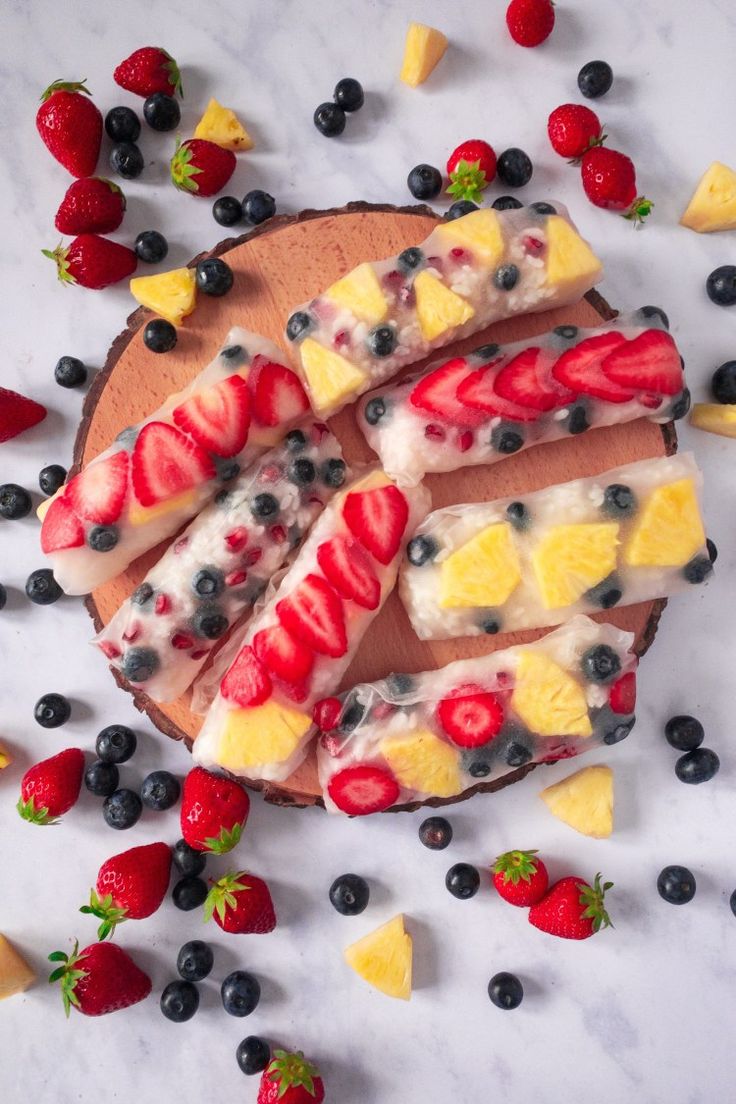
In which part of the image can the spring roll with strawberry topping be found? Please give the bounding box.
[193,471,430,784]
[95,424,348,703]
[39,328,310,595]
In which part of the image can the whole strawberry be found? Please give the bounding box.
[80,842,171,939]
[180,765,250,852]
[493,849,549,907]
[547,104,604,162]
[17,748,84,825]
[506,0,555,47]
[581,147,653,224]
[43,234,138,289]
[36,79,102,178]
[170,138,236,197]
[114,46,182,98]
[0,387,47,442]
[529,873,613,940]
[55,178,126,235]
[48,940,151,1016]
[205,871,276,934]
[257,1050,325,1104]
[446,139,497,203]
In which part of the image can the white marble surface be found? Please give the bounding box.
[2,1,735,1101]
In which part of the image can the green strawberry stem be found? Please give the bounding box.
[16,794,58,826]
[203,821,242,854]
[203,872,249,924]
[41,243,76,286]
[624,196,654,227]
[266,1050,320,1098]
[493,848,540,885]
[447,158,489,205]
[79,889,128,941]
[567,130,607,166]
[578,872,614,932]
[162,54,183,98]
[170,139,203,194]
[48,941,89,1018]
[40,79,92,102]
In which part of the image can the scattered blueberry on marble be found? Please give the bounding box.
[236,1036,271,1077]
[492,195,523,211]
[1,483,32,520]
[110,141,144,179]
[706,266,736,307]
[143,92,180,131]
[488,972,524,1009]
[329,873,370,916]
[711,361,736,404]
[333,77,364,112]
[177,940,214,983]
[446,863,480,900]
[34,692,71,729]
[496,148,533,188]
[243,190,276,225]
[0,583,6,611]
[213,196,243,227]
[419,816,453,850]
[173,838,207,878]
[135,230,169,264]
[54,355,87,388]
[102,788,142,830]
[577,59,614,98]
[105,106,140,142]
[141,770,181,811]
[26,568,62,605]
[84,760,120,797]
[38,464,67,496]
[657,865,696,905]
[161,980,199,1022]
[407,163,443,201]
[96,724,137,764]
[313,101,346,137]
[172,876,208,911]
[675,747,720,784]
[221,971,261,1017]
[664,715,704,751]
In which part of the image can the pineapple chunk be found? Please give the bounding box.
[0,742,12,771]
[532,523,620,609]
[381,728,461,797]
[326,263,388,325]
[512,652,592,738]
[0,934,35,1000]
[545,217,603,291]
[299,338,368,414]
[414,270,474,341]
[130,267,197,326]
[344,915,412,1000]
[624,479,705,567]
[690,403,736,439]
[680,162,736,233]
[194,97,254,151]
[439,523,521,608]
[218,700,312,771]
[128,489,198,526]
[434,208,504,265]
[400,22,448,87]
[540,765,614,838]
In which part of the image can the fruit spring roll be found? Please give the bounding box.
[358,308,690,484]
[315,616,638,814]
[401,453,712,641]
[193,471,430,783]
[94,423,348,703]
[39,328,310,595]
[284,202,603,416]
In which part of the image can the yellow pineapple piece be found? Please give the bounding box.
[381,727,461,797]
[624,479,705,567]
[680,162,736,233]
[218,700,312,772]
[540,765,614,838]
[532,523,620,609]
[130,267,197,326]
[439,523,521,608]
[128,489,198,526]
[414,270,474,341]
[0,742,12,771]
[36,492,59,522]
[434,208,504,264]
[690,403,736,439]
[325,263,388,325]
[400,22,448,87]
[545,216,603,291]
[512,652,592,738]
[194,97,254,151]
[0,934,35,1000]
[299,338,368,414]
[344,915,412,1000]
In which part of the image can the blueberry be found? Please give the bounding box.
[602,716,635,746]
[213,196,243,227]
[407,164,443,201]
[104,106,140,142]
[135,230,168,264]
[177,940,214,983]
[26,569,62,604]
[529,201,556,215]
[462,746,495,777]
[567,405,590,434]
[196,258,234,297]
[221,343,247,364]
[103,788,142,830]
[143,92,180,131]
[39,464,67,496]
[339,699,365,733]
[581,644,621,684]
[492,195,523,211]
[288,458,316,485]
[446,863,480,900]
[285,429,307,452]
[143,318,177,353]
[173,876,208,911]
[730,890,736,919]
[54,355,87,388]
[664,714,704,751]
[446,200,479,220]
[329,873,370,915]
[707,538,718,564]
[366,325,397,357]
[497,148,533,188]
[706,266,736,307]
[192,567,225,599]
[1,483,32,519]
[333,77,364,112]
[221,971,260,1016]
[554,325,579,340]
[480,616,501,635]
[286,311,314,342]
[243,190,276,225]
[494,264,519,291]
[216,489,232,509]
[473,343,501,361]
[96,724,137,764]
[675,747,720,784]
[669,388,691,420]
[397,247,425,273]
[215,457,240,482]
[236,1036,271,1076]
[141,770,181,811]
[131,582,154,607]
[418,816,453,850]
[712,361,736,404]
[657,865,696,905]
[491,424,524,454]
[192,605,229,639]
[84,760,119,797]
[88,525,119,552]
[160,980,199,1022]
[121,646,159,683]
[584,573,623,609]
[638,305,669,330]
[363,396,387,425]
[321,458,347,488]
[407,534,438,566]
[115,426,138,448]
[0,583,6,610]
[34,692,71,728]
[683,555,713,584]
[172,838,207,878]
[110,141,144,179]
[505,737,533,767]
[578,59,614,99]
[488,972,524,1010]
[313,101,346,137]
[251,493,279,519]
[386,672,415,695]
[506,501,529,530]
[602,483,637,517]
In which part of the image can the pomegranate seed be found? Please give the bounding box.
[427,255,443,271]
[122,624,140,643]
[225,526,249,552]
[539,744,579,764]
[400,285,416,306]
[450,247,468,260]
[320,732,344,757]
[313,696,342,732]
[311,298,336,322]
[523,236,545,256]
[307,495,323,507]
[425,423,446,442]
[311,422,329,442]
[496,670,511,687]
[270,524,287,544]
[372,700,396,721]
[154,594,171,615]
[171,633,194,650]
[640,393,663,409]
[98,640,121,660]
[225,569,248,587]
[190,648,210,660]
[334,330,350,348]
[260,464,282,483]
[173,537,189,554]
[383,269,404,288]
[456,430,474,452]
[244,547,263,567]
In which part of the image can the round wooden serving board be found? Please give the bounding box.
[79,203,675,810]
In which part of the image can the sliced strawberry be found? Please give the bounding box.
[456,362,539,422]
[317,536,381,610]
[328,764,400,815]
[494,348,575,411]
[252,623,314,684]
[249,357,310,428]
[601,330,683,396]
[408,358,486,427]
[221,644,272,706]
[40,495,85,554]
[437,683,504,748]
[131,422,215,507]
[551,332,634,404]
[276,573,347,658]
[172,376,250,458]
[67,451,129,525]
[609,671,636,714]
[343,484,409,565]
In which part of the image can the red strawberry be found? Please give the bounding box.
[317,536,380,610]
[409,358,486,427]
[328,764,400,815]
[547,104,604,161]
[601,330,683,396]
[258,1051,325,1104]
[170,138,236,198]
[581,147,653,224]
[17,748,84,825]
[43,235,137,289]
[55,178,126,235]
[609,671,636,714]
[437,684,504,747]
[205,871,276,934]
[493,849,549,907]
[131,421,215,507]
[0,387,47,442]
[253,624,314,684]
[49,940,151,1017]
[221,644,273,706]
[456,361,539,421]
[312,696,342,732]
[494,347,575,411]
[506,0,555,47]
[40,495,84,553]
[173,375,251,457]
[529,873,613,940]
[66,451,129,525]
[114,47,182,98]
[36,79,102,178]
[249,357,310,428]
[446,140,497,204]
[343,483,409,565]
[80,842,171,939]
[277,573,347,658]
[552,332,635,403]
[180,766,250,853]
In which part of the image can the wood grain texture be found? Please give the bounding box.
[79,203,675,809]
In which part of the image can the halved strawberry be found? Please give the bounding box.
[172,376,250,458]
[67,451,129,525]
[343,484,409,565]
[494,348,575,411]
[40,495,85,554]
[437,683,504,747]
[456,362,539,422]
[327,764,400,815]
[131,422,215,507]
[276,573,347,658]
[609,671,636,714]
[221,644,272,706]
[601,330,683,396]
[249,357,310,428]
[317,536,380,610]
[551,333,634,404]
[252,623,314,684]
[408,358,486,427]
